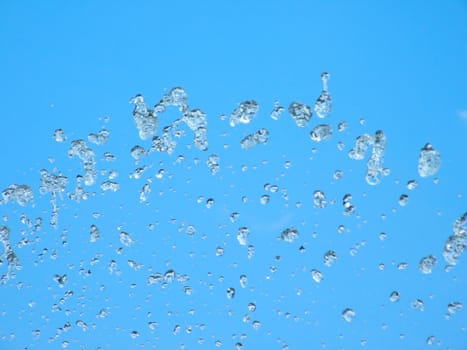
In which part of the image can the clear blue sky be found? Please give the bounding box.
[0,1,466,349]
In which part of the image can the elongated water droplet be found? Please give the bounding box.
[314,72,332,118]
[418,143,441,177]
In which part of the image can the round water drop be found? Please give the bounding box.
[323,250,338,267]
[313,190,327,208]
[252,320,261,330]
[419,255,437,274]
[389,291,400,302]
[130,330,140,339]
[237,227,250,246]
[311,269,324,283]
[54,129,67,142]
[333,170,344,180]
[398,194,409,206]
[260,195,270,205]
[280,227,299,242]
[226,287,236,299]
[247,302,256,312]
[186,225,196,236]
[342,308,356,322]
[407,180,418,190]
[215,246,225,256]
[206,198,215,208]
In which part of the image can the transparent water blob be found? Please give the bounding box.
[342,308,356,322]
[311,269,324,283]
[240,128,270,150]
[310,124,333,142]
[237,227,250,246]
[289,102,312,127]
[280,227,299,242]
[389,291,400,302]
[230,100,259,126]
[314,72,332,118]
[418,143,441,177]
[313,190,327,208]
[418,255,437,274]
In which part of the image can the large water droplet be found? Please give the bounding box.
[418,143,441,177]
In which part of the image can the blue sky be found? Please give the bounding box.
[0,1,466,349]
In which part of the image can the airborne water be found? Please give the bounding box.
[0,75,465,350]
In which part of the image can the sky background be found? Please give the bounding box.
[0,1,466,349]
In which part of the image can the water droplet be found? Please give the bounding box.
[237,227,250,246]
[119,231,135,247]
[240,128,269,150]
[100,180,119,192]
[311,269,324,283]
[418,143,441,177]
[398,194,409,206]
[314,72,332,118]
[333,170,344,180]
[442,212,467,266]
[260,195,270,205]
[426,336,436,345]
[411,299,425,311]
[407,180,418,190]
[323,250,338,267]
[310,124,333,142]
[365,130,387,185]
[389,291,400,302]
[186,225,196,236]
[247,302,256,312]
[53,128,67,142]
[130,94,158,140]
[447,301,463,315]
[397,262,409,270]
[206,198,215,208]
[419,255,437,274]
[89,224,100,243]
[88,128,110,145]
[239,274,248,288]
[280,227,299,242]
[337,121,348,132]
[230,100,259,126]
[215,246,224,256]
[270,102,285,120]
[313,190,327,208]
[348,134,373,160]
[207,154,220,175]
[289,102,312,128]
[226,287,236,299]
[75,320,88,331]
[342,308,356,322]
